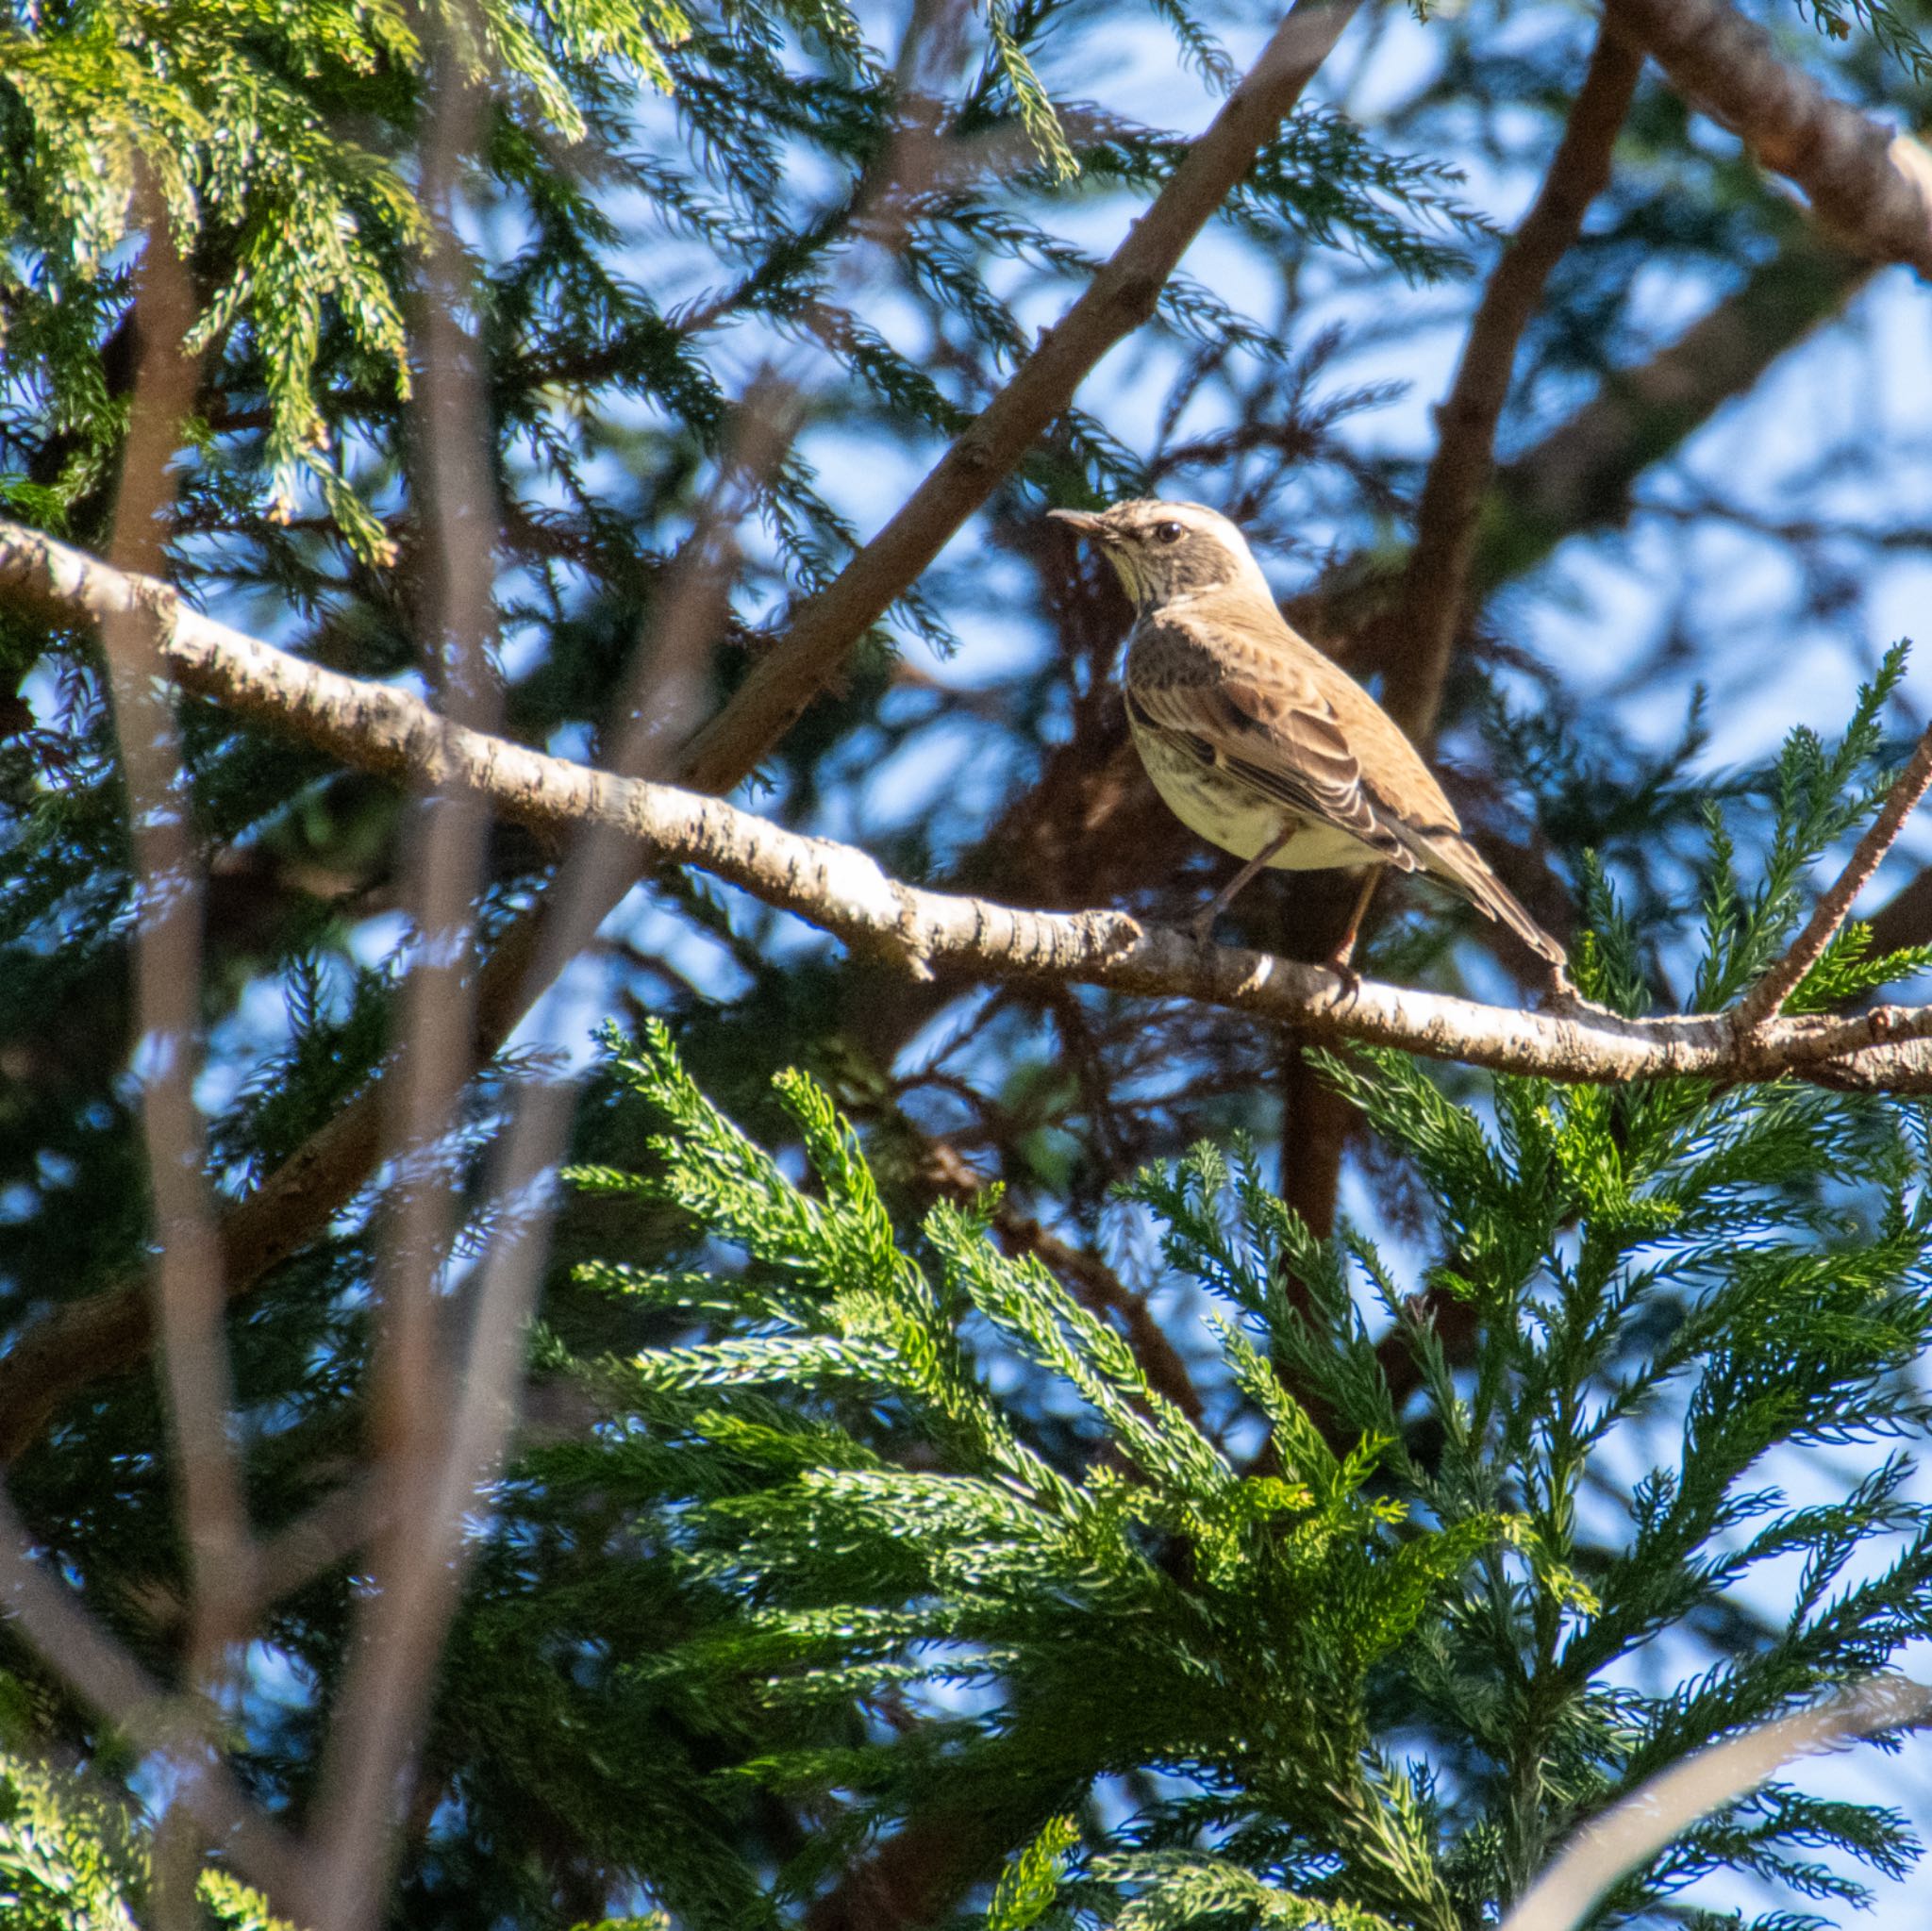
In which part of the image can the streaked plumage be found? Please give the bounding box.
[1048,498,1570,978]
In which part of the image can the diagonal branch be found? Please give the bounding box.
[675,0,1364,794]
[1381,20,1642,741]
[1735,721,1932,1028]
[0,1489,305,1914]
[1865,857,1932,957]
[1607,0,1932,273]
[1302,19,1638,1253]
[1474,223,1871,598]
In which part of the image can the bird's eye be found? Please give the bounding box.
[1154,520,1183,544]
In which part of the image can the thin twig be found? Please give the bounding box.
[96,195,257,1710]
[297,45,508,1931]
[1735,721,1932,1028]
[1499,1675,1932,1931]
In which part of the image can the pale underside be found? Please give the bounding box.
[1128,714,1388,872]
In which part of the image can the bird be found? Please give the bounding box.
[1047,498,1571,987]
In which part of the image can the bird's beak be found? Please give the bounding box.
[1047,508,1110,539]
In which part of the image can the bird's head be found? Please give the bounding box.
[1047,499,1274,611]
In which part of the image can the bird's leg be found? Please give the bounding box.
[1322,869,1381,1003]
[1191,822,1297,942]
[1327,870,1381,970]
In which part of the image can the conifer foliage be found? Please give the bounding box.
[554,697,1932,1925]
[2,0,1932,1926]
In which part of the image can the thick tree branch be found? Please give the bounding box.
[1736,722,1932,1027]
[675,0,1364,795]
[8,521,1932,1097]
[1607,0,1932,273]
[1381,21,1641,741]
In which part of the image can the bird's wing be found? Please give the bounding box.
[1127,608,1571,972]
[1125,673,1416,870]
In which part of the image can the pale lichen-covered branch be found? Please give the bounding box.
[6,515,1930,1097]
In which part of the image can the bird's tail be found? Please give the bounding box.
[1410,829,1571,977]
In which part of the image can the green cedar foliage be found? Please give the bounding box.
[0,1743,302,1931]
[2,1,1932,1927]
[529,671,1932,1928]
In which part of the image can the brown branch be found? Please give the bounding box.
[1607,0,1932,273]
[1735,722,1932,1028]
[99,194,259,1709]
[675,0,1365,796]
[1294,25,1637,1243]
[1476,227,1870,593]
[0,1490,305,1915]
[302,56,517,1931]
[1864,857,1932,957]
[1381,22,1642,741]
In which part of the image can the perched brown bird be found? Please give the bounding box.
[1048,498,1570,983]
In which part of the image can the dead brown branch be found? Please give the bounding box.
[299,56,514,1929]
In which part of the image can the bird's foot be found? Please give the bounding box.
[1322,952,1363,1007]
[1190,907,1221,946]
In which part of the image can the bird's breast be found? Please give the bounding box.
[1125,708,1381,871]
